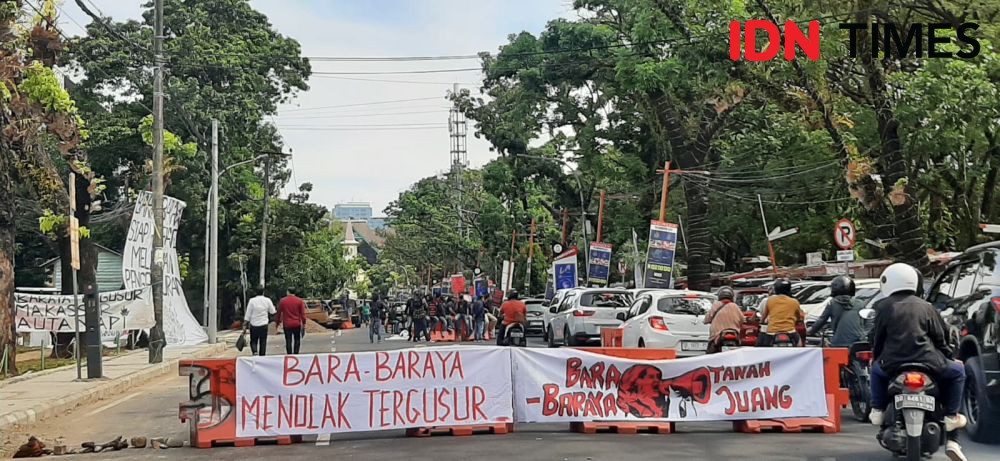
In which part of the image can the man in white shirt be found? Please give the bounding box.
[244,291,276,356]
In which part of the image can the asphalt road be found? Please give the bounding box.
[14,327,998,461]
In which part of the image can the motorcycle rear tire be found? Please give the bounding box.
[905,435,921,461]
[851,378,871,422]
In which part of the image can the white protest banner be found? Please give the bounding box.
[123,191,207,345]
[511,348,826,423]
[14,287,154,333]
[235,346,513,437]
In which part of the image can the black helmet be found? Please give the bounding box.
[717,286,735,302]
[508,290,519,300]
[830,275,856,297]
[773,278,792,296]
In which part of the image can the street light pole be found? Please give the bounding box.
[208,119,218,344]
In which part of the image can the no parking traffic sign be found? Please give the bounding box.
[834,219,856,250]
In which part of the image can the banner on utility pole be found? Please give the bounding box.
[587,243,612,286]
[552,247,579,291]
[643,221,679,289]
[501,260,515,293]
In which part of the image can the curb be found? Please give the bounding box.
[0,349,146,388]
[0,343,227,433]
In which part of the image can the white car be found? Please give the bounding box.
[802,279,881,326]
[620,290,716,356]
[547,288,632,347]
[542,288,582,341]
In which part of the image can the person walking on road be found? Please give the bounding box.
[370,295,386,343]
[472,295,487,341]
[276,288,307,354]
[361,300,371,326]
[244,289,275,356]
[407,292,430,342]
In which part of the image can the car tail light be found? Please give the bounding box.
[648,317,669,331]
[775,333,791,342]
[855,351,873,362]
[992,297,1000,315]
[961,326,969,337]
[684,294,700,300]
[722,332,738,341]
[904,372,926,391]
[573,310,595,317]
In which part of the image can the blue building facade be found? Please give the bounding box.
[333,202,387,229]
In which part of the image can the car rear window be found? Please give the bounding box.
[656,296,713,315]
[579,292,631,308]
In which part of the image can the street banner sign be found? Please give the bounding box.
[474,278,488,299]
[587,242,613,286]
[511,348,827,423]
[553,247,579,290]
[69,216,81,270]
[836,250,855,262]
[643,221,679,289]
[501,260,514,293]
[834,219,856,250]
[450,274,466,296]
[236,347,513,437]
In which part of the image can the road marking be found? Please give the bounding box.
[315,433,331,446]
[87,392,140,416]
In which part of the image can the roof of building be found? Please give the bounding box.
[342,220,358,245]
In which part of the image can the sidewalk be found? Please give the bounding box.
[0,341,228,433]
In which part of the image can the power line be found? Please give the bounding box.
[311,68,482,76]
[278,122,445,128]
[278,126,446,132]
[311,75,478,86]
[280,96,444,113]
[278,109,449,120]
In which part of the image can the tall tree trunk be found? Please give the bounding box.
[0,130,18,374]
[683,183,712,291]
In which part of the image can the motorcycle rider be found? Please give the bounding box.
[704,286,744,353]
[869,263,967,461]
[496,290,527,346]
[806,275,867,347]
[759,278,804,346]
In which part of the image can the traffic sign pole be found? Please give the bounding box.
[834,219,857,276]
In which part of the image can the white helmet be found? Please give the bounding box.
[879,263,920,296]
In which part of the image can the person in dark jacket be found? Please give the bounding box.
[406,292,430,342]
[369,295,386,343]
[472,296,487,341]
[868,263,967,461]
[806,276,867,347]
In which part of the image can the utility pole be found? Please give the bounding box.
[561,209,568,246]
[208,119,218,344]
[596,190,606,242]
[655,162,708,222]
[526,218,536,294]
[259,155,270,290]
[149,0,166,364]
[449,83,467,238]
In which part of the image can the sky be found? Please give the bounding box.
[57,0,575,216]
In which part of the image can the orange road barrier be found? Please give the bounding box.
[405,422,513,437]
[732,348,849,434]
[600,327,623,347]
[178,358,296,448]
[570,421,675,434]
[341,320,355,330]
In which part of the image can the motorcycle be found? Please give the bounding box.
[876,365,947,461]
[845,341,874,421]
[719,329,742,351]
[504,323,527,347]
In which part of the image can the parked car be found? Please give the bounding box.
[801,279,881,327]
[542,288,581,341]
[524,298,547,336]
[925,242,1000,443]
[547,288,632,347]
[619,290,715,356]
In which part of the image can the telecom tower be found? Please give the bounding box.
[449,83,468,237]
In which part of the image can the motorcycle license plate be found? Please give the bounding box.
[721,346,739,351]
[510,332,524,338]
[681,341,708,351]
[894,394,935,412]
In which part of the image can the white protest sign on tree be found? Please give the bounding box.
[123,191,207,345]
[235,346,513,437]
[14,287,154,332]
